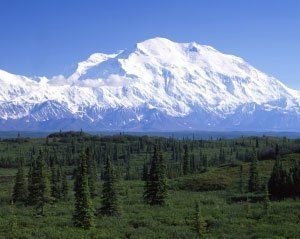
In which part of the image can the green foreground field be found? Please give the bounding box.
[1,160,300,238]
[0,133,299,238]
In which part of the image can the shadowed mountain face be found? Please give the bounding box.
[0,37,300,131]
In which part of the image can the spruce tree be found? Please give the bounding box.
[248,153,260,193]
[144,145,167,205]
[238,164,244,194]
[73,150,94,229]
[50,165,57,198]
[292,162,300,197]
[286,171,294,198]
[61,170,68,201]
[50,165,62,201]
[190,153,196,173]
[125,159,131,180]
[142,163,148,181]
[268,157,288,200]
[12,161,27,203]
[255,138,259,148]
[86,148,97,198]
[275,144,279,156]
[27,151,51,215]
[183,144,189,175]
[219,147,226,164]
[203,154,208,171]
[27,159,37,206]
[27,150,52,216]
[98,156,120,216]
[36,153,51,216]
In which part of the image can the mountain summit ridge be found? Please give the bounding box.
[0,37,300,131]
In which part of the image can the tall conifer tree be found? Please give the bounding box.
[98,156,120,216]
[61,170,68,201]
[36,153,51,215]
[292,162,300,197]
[268,157,287,199]
[144,145,167,205]
[248,153,260,193]
[12,160,27,203]
[183,145,189,175]
[86,148,97,198]
[27,150,51,215]
[73,150,94,229]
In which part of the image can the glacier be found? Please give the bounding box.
[0,37,300,131]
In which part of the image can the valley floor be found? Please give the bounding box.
[0,133,299,238]
[1,165,299,239]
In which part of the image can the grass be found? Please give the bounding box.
[1,158,300,238]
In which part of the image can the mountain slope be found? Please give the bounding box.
[0,37,300,131]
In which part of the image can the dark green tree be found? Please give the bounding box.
[142,163,148,181]
[248,154,260,193]
[292,162,300,197]
[98,156,120,216]
[113,144,118,161]
[268,157,288,200]
[61,170,68,200]
[27,159,37,206]
[125,159,131,180]
[183,144,189,175]
[219,147,226,164]
[144,145,167,205]
[27,151,51,215]
[36,155,51,216]
[86,148,97,198]
[238,164,244,194]
[12,161,27,203]
[275,144,279,156]
[255,138,259,148]
[73,150,94,229]
[50,165,62,200]
[190,153,196,173]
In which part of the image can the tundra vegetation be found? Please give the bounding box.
[0,131,299,238]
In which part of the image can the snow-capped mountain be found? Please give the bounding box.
[1,37,300,131]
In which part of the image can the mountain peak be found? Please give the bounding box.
[138,37,176,46]
[0,38,300,131]
[136,37,217,53]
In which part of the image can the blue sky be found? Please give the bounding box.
[0,0,299,89]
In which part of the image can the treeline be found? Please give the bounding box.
[2,133,299,170]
